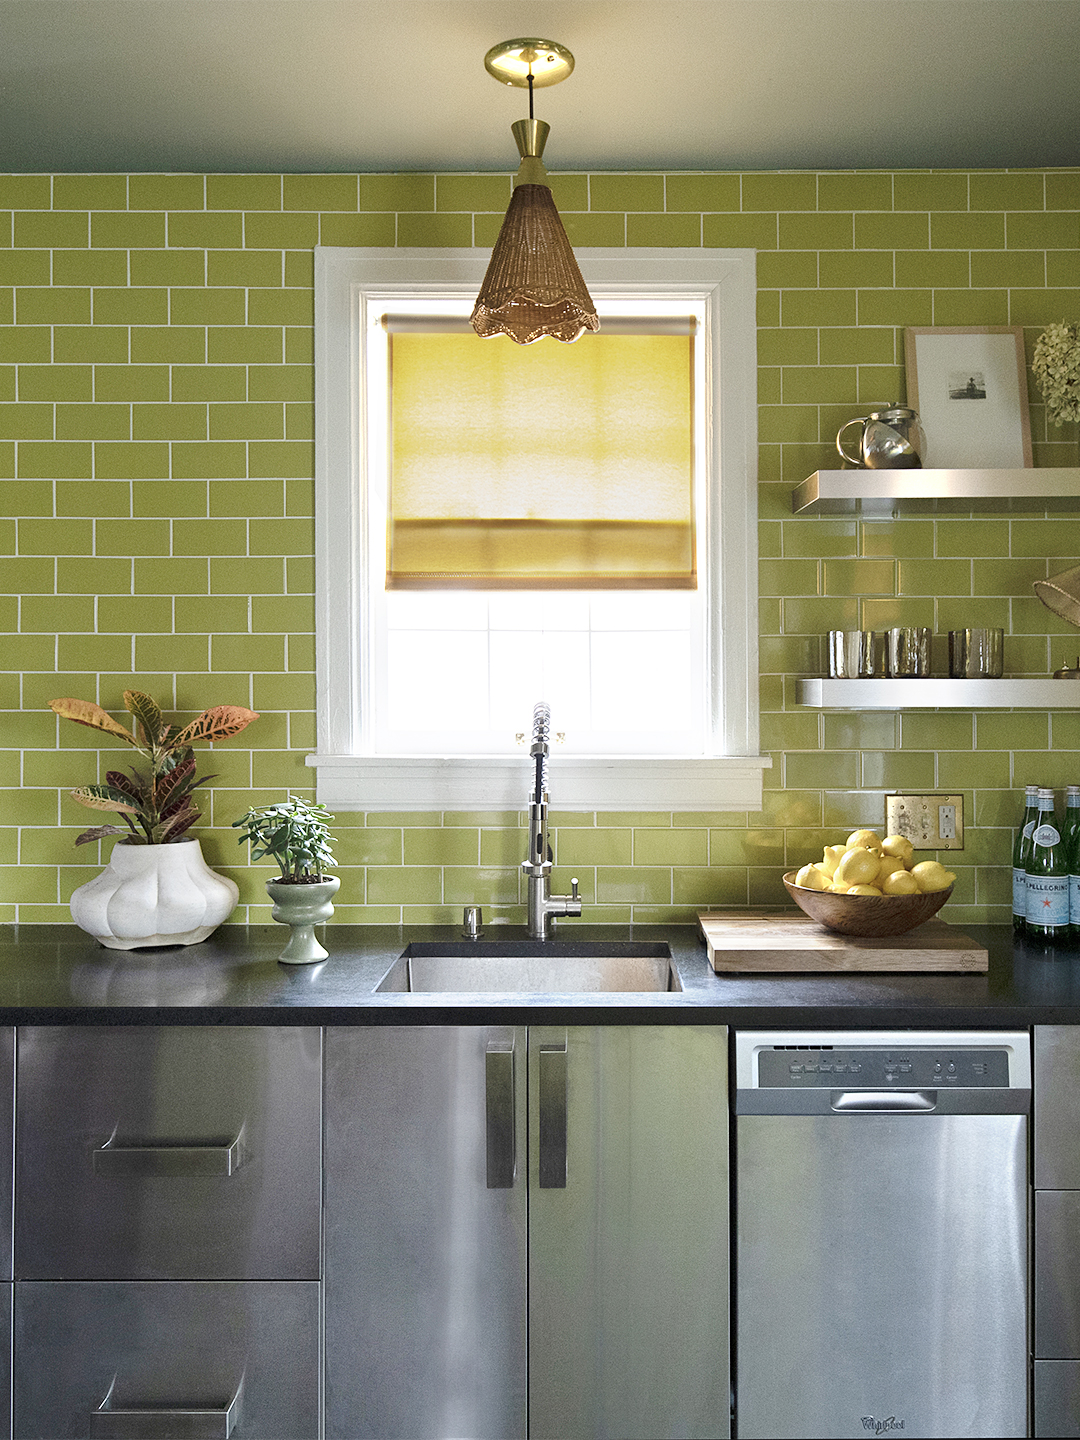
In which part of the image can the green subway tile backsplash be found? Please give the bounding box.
[1,166,1079,925]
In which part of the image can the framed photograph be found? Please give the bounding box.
[905,326,1033,468]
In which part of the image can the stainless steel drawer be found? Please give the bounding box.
[1036,1189,1080,1358]
[0,1285,10,1440]
[13,1280,319,1439]
[1035,1359,1080,1437]
[1035,1025,1080,1188]
[0,1028,13,1283]
[15,1026,321,1280]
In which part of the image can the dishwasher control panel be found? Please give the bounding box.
[734,1030,1032,1115]
[757,1046,1011,1088]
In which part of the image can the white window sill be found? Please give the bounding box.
[305,754,772,812]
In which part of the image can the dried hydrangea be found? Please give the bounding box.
[1032,321,1080,427]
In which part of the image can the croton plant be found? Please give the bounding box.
[49,690,259,846]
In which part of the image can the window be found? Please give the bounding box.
[310,248,767,810]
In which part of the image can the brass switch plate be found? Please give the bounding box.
[885,793,964,850]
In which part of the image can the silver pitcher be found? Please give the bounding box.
[836,404,926,469]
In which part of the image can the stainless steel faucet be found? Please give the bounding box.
[522,701,582,939]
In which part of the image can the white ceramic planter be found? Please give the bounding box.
[266,876,340,964]
[69,838,239,950]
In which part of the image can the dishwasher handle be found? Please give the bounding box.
[831,1090,938,1112]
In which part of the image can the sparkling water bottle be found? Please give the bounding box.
[1063,785,1080,854]
[1070,800,1080,937]
[1027,788,1071,944]
[1012,784,1040,933]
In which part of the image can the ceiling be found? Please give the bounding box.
[1,0,1079,175]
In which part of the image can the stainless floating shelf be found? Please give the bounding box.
[796,678,1080,709]
[792,467,1080,515]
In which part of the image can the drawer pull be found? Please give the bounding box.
[538,1039,567,1189]
[90,1375,243,1439]
[94,1128,247,1178]
[485,1035,516,1189]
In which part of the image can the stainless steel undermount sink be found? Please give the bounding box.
[375,939,681,994]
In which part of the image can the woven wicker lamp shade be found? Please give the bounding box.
[472,183,600,344]
[471,38,599,345]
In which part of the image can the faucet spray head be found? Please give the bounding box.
[530,700,552,803]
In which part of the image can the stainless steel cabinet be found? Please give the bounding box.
[0,1031,15,1440]
[325,1023,729,1440]
[15,1026,321,1280]
[13,1280,319,1439]
[1036,1025,1080,1435]
[527,1025,729,1440]
[12,1025,322,1440]
[325,1025,527,1440]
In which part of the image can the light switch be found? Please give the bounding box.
[885,793,965,850]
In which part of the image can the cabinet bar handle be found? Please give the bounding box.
[538,1040,567,1189]
[486,1037,516,1189]
[90,1376,243,1438]
[93,1130,247,1178]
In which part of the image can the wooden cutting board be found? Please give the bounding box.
[697,911,988,973]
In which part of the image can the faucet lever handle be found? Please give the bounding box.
[570,877,580,901]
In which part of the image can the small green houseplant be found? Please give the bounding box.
[49,690,259,949]
[232,794,338,882]
[233,795,340,964]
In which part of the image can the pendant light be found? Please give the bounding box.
[471,38,600,345]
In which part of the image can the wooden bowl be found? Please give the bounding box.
[783,872,953,938]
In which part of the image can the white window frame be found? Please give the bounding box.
[309,247,768,811]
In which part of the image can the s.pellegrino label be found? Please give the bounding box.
[1027,873,1070,931]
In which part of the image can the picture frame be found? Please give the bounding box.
[904,326,1033,469]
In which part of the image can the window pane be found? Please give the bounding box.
[385,629,490,734]
[380,589,701,754]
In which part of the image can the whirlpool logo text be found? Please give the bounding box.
[861,1418,906,1436]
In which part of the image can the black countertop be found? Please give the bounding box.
[3,920,1080,1027]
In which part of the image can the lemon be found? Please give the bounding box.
[835,846,882,886]
[876,854,907,882]
[910,861,956,894]
[882,834,915,866]
[820,844,847,877]
[846,828,884,854]
[829,881,852,893]
[847,884,883,896]
[795,863,831,891]
[882,869,920,896]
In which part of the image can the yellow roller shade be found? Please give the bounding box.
[387,329,695,589]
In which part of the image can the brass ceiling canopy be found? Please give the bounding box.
[483,38,575,89]
[471,37,599,345]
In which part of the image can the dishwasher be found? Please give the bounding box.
[733,1029,1030,1440]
